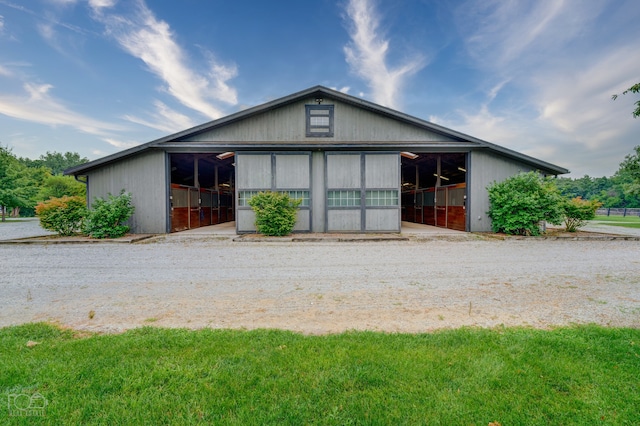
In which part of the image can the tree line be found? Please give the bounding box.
[0,147,88,221]
[555,146,640,208]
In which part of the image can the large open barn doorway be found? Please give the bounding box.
[401,153,467,231]
[169,153,235,232]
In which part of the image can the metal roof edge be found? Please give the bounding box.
[64,84,569,176]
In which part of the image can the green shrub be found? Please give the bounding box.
[563,197,601,232]
[487,171,565,235]
[84,190,135,239]
[248,191,302,236]
[35,196,86,236]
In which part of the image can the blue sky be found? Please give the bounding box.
[0,0,638,177]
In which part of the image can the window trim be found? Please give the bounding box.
[306,105,334,137]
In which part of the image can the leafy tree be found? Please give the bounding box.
[248,191,302,236]
[616,145,640,199]
[487,171,565,236]
[84,190,135,238]
[20,151,89,175]
[39,175,86,200]
[0,146,48,220]
[612,83,640,118]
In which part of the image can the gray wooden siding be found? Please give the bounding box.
[275,154,309,189]
[86,150,167,234]
[311,152,325,232]
[236,154,271,188]
[326,152,401,232]
[468,150,535,232]
[326,154,360,188]
[236,152,312,233]
[181,98,459,144]
[327,210,361,232]
[365,154,398,188]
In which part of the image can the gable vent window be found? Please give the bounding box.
[306,105,334,137]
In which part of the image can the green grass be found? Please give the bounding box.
[592,215,640,229]
[1,324,639,425]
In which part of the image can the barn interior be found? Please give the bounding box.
[169,153,235,232]
[400,153,467,231]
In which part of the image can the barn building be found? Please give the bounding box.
[65,86,568,234]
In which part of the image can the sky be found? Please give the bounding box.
[0,0,639,178]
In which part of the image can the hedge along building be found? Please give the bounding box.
[65,86,569,234]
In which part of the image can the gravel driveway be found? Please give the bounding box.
[1,229,638,333]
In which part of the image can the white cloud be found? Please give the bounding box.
[0,82,125,136]
[91,0,237,119]
[88,0,116,9]
[0,15,4,34]
[123,100,196,133]
[343,0,425,109]
[102,137,139,149]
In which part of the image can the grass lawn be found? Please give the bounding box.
[1,324,638,425]
[592,215,640,229]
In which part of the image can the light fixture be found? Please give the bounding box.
[401,151,419,159]
[315,97,323,104]
[458,167,467,172]
[216,152,234,160]
[433,173,449,181]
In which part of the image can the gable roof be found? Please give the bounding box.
[65,85,569,175]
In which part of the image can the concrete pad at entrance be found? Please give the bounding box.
[400,221,467,236]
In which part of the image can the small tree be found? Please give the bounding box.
[35,196,86,236]
[487,171,565,236]
[563,197,601,232]
[248,191,301,236]
[84,190,135,239]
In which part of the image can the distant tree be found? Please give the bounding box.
[0,146,48,220]
[616,145,640,199]
[612,83,640,118]
[20,151,89,175]
[39,175,86,200]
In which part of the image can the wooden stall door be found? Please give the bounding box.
[423,188,436,226]
[170,185,189,232]
[189,188,200,229]
[446,184,466,231]
[435,187,447,228]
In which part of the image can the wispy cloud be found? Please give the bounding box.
[102,137,140,149]
[0,82,125,136]
[444,0,640,176]
[123,100,196,133]
[0,14,4,34]
[343,0,425,109]
[90,0,238,119]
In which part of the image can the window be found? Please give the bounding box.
[285,190,310,207]
[328,190,361,207]
[306,105,334,137]
[366,190,399,207]
[239,190,310,207]
[238,190,261,207]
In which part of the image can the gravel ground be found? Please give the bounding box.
[0,218,55,240]
[1,225,639,333]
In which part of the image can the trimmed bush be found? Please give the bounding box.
[563,197,601,232]
[487,171,565,236]
[35,196,86,236]
[248,191,302,236]
[84,190,135,239]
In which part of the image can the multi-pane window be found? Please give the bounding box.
[285,190,310,207]
[366,190,399,206]
[238,190,310,207]
[238,190,261,207]
[306,105,334,137]
[327,190,361,207]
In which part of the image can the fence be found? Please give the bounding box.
[596,208,640,217]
